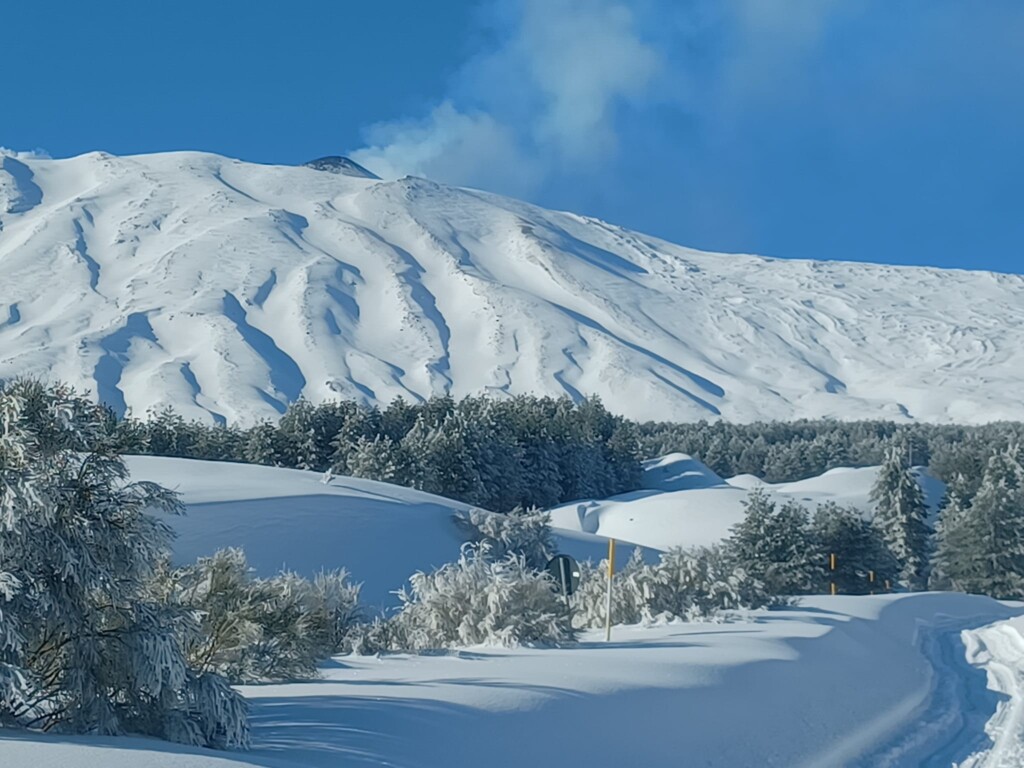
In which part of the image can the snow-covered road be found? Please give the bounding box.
[3,594,1022,767]
[854,623,1004,767]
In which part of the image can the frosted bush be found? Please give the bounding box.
[572,545,775,628]
[167,548,362,683]
[570,548,648,628]
[453,506,556,570]
[385,544,575,650]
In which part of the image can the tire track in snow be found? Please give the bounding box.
[853,620,1006,767]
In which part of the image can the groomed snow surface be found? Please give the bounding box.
[3,456,1024,767]
[3,149,1024,425]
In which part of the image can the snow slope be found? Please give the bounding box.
[550,452,945,551]
[2,149,1023,425]
[124,456,619,607]
[3,594,1020,767]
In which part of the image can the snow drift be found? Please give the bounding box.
[551,453,946,551]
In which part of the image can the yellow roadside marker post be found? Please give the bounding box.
[830,553,837,596]
[605,538,616,642]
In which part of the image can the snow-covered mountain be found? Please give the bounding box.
[2,149,1022,425]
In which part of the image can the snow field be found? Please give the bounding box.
[3,595,1019,767]
[125,456,619,608]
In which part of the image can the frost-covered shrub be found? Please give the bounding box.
[342,615,406,656]
[167,548,361,683]
[453,506,556,570]
[572,545,775,628]
[384,544,575,649]
[640,546,775,620]
[0,380,248,748]
[570,548,649,628]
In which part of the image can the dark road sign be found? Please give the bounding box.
[545,554,581,597]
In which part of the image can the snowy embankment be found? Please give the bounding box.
[957,617,1024,767]
[550,452,946,551]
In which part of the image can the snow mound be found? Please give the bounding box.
[958,616,1024,767]
[126,456,618,607]
[725,473,767,489]
[641,452,724,491]
[550,459,945,551]
[2,150,1023,424]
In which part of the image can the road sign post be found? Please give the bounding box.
[545,554,581,623]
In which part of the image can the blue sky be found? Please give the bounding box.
[4,0,1022,274]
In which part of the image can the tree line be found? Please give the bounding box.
[95,395,1024,513]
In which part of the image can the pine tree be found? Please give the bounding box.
[929,475,972,590]
[278,399,320,470]
[344,435,412,485]
[243,421,282,466]
[0,381,248,747]
[725,490,821,596]
[812,502,897,594]
[936,450,1024,598]
[870,445,931,590]
[401,413,485,504]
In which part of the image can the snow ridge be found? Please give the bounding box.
[2,149,1023,425]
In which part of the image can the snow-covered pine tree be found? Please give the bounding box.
[870,445,931,590]
[812,502,898,594]
[725,490,821,596]
[929,474,972,590]
[0,381,248,748]
[454,398,525,513]
[277,399,321,470]
[401,412,485,504]
[243,421,282,466]
[343,434,412,485]
[935,449,1024,598]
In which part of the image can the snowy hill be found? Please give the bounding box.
[124,456,621,607]
[551,453,946,551]
[2,149,1023,425]
[131,453,941,591]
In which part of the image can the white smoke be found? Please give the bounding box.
[350,0,660,193]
